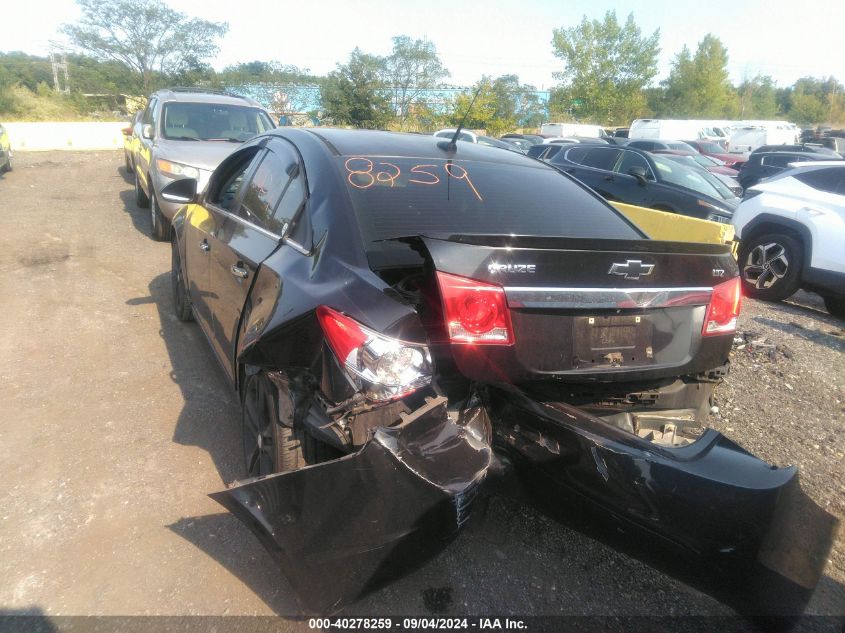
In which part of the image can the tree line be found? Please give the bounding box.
[1,0,842,129]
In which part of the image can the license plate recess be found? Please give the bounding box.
[572,314,654,368]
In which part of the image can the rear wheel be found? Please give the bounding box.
[738,232,803,301]
[823,295,845,319]
[170,235,193,322]
[241,371,337,476]
[149,190,169,241]
[134,172,150,208]
[2,153,11,173]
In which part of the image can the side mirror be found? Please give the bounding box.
[160,178,198,204]
[142,124,154,140]
[628,165,648,185]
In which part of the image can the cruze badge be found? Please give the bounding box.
[608,259,655,280]
[488,263,537,274]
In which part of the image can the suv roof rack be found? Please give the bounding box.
[162,87,247,99]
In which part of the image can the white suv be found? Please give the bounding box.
[732,161,845,318]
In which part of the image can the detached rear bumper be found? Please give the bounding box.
[211,390,837,616]
[489,388,838,617]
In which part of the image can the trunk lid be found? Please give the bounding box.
[411,235,739,384]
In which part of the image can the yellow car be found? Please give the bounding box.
[0,123,12,173]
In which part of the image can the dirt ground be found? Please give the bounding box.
[0,151,842,628]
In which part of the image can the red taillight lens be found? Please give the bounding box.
[436,271,513,345]
[703,277,742,336]
[316,305,368,365]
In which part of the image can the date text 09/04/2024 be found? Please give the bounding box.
[307,618,527,630]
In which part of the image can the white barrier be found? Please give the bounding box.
[2,122,127,151]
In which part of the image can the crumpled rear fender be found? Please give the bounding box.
[210,397,492,614]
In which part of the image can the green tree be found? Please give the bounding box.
[662,34,736,117]
[550,11,660,125]
[320,48,392,128]
[791,76,844,123]
[737,75,779,119]
[60,0,228,94]
[789,91,828,125]
[383,36,449,129]
[448,75,543,136]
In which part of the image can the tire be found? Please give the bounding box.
[149,191,169,241]
[241,371,337,477]
[823,295,845,319]
[134,171,150,208]
[124,152,131,172]
[170,235,193,322]
[738,232,803,301]
[2,153,11,173]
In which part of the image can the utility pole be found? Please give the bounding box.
[49,50,70,93]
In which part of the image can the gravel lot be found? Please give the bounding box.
[0,151,842,628]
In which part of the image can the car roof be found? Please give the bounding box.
[152,88,262,107]
[756,151,827,159]
[294,128,530,165]
[786,160,845,168]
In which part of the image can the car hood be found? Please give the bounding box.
[155,138,242,171]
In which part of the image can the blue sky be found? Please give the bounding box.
[4,0,844,88]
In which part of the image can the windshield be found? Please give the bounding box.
[652,154,735,200]
[340,156,642,255]
[161,102,275,141]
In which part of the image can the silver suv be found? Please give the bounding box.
[132,88,275,240]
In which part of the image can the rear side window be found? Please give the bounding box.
[761,154,798,167]
[579,147,622,170]
[794,168,845,195]
[340,156,642,255]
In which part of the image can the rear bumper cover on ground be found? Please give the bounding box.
[211,390,837,616]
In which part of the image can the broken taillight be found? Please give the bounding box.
[316,306,433,401]
[702,277,742,336]
[436,271,514,345]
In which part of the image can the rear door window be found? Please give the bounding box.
[237,148,292,230]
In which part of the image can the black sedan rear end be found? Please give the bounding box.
[164,128,836,617]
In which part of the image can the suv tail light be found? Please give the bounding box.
[436,271,514,345]
[316,306,432,402]
[703,277,742,336]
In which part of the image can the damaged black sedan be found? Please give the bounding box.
[162,128,836,616]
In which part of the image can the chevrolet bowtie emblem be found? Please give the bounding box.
[608,259,655,280]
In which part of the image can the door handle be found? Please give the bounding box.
[199,240,210,252]
[565,168,576,174]
[604,175,615,181]
[230,264,248,279]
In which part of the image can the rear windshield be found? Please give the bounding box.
[340,156,642,258]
